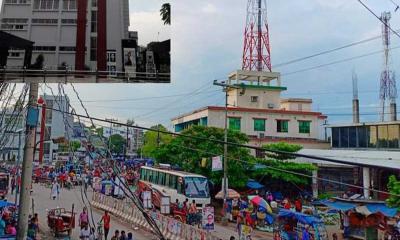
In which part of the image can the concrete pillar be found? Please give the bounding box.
[390,102,397,121]
[312,169,318,199]
[362,167,370,199]
[352,99,360,123]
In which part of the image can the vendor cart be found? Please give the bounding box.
[273,209,328,240]
[47,204,75,237]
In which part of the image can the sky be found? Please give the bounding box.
[3,0,400,129]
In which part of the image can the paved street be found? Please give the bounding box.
[7,184,157,240]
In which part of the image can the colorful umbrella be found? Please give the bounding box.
[215,189,241,199]
[248,195,272,213]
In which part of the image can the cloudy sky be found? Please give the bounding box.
[3,0,400,129]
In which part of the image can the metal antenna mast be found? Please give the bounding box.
[380,11,397,121]
[242,0,271,72]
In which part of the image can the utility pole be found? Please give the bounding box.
[17,82,39,240]
[15,129,23,206]
[213,80,240,218]
[125,123,129,162]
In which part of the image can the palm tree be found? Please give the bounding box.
[160,3,170,25]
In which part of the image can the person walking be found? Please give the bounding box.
[79,207,89,229]
[80,224,90,240]
[50,181,60,200]
[10,176,15,195]
[101,211,111,240]
[127,232,135,240]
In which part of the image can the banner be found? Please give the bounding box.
[202,206,214,231]
[211,156,222,171]
[142,191,152,209]
[124,48,136,78]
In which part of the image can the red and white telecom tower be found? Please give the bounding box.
[380,12,397,121]
[242,0,272,72]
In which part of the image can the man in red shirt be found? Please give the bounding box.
[101,210,110,240]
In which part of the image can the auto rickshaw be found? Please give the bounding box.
[47,204,75,237]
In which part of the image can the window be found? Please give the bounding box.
[33,0,59,10]
[277,120,288,133]
[43,142,50,155]
[33,46,56,51]
[32,19,58,24]
[44,126,51,141]
[251,96,258,102]
[158,172,166,185]
[92,0,97,7]
[107,51,116,63]
[388,125,399,148]
[298,120,311,134]
[45,100,53,124]
[253,119,265,131]
[62,0,76,10]
[90,37,97,61]
[61,19,77,24]
[169,175,177,189]
[228,117,241,131]
[184,177,209,198]
[8,52,21,57]
[5,0,18,3]
[59,46,76,51]
[91,11,97,33]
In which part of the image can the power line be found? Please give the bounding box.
[35,104,400,171]
[357,0,400,39]
[282,45,400,76]
[274,35,382,68]
[175,144,400,198]
[69,90,219,103]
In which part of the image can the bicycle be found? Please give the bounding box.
[96,221,103,240]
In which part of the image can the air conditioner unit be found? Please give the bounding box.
[267,103,274,109]
[258,132,265,139]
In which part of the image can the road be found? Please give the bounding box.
[7,183,157,240]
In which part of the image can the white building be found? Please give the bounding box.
[172,70,329,154]
[103,120,144,154]
[0,0,130,72]
[0,109,25,162]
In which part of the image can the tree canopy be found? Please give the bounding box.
[109,134,125,154]
[160,3,171,25]
[386,175,400,209]
[154,125,254,188]
[141,125,172,158]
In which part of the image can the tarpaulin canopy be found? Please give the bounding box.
[246,179,265,189]
[356,204,398,217]
[0,201,14,208]
[278,209,323,226]
[318,200,356,211]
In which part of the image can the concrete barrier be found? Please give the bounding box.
[91,193,221,240]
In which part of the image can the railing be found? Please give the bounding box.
[0,68,170,83]
[91,192,221,240]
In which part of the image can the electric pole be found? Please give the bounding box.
[17,82,39,240]
[213,80,240,218]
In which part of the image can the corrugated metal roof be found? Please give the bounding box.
[295,149,400,170]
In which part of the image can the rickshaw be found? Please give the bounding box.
[47,204,75,237]
[273,209,328,240]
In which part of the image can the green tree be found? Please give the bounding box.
[386,175,400,209]
[109,134,125,154]
[141,124,172,158]
[262,142,303,160]
[253,142,316,185]
[70,140,81,152]
[160,3,170,25]
[154,125,255,188]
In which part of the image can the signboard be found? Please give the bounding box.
[211,156,222,171]
[124,48,136,78]
[161,196,170,214]
[202,206,214,231]
[142,190,152,209]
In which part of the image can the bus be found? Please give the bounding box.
[138,166,210,209]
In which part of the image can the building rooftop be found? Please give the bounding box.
[281,98,313,103]
[295,149,400,170]
[171,106,327,121]
[327,121,400,128]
